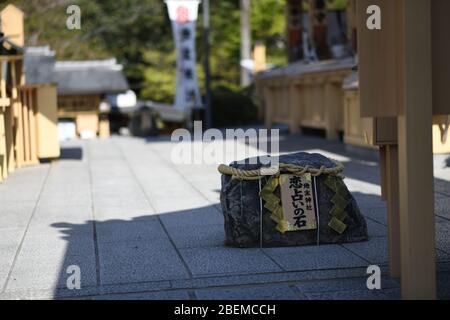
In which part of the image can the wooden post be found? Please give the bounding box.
[397,0,436,299]
[385,145,400,277]
[28,89,38,164]
[35,85,60,159]
[14,62,24,169]
[289,83,301,134]
[324,81,340,140]
[0,108,5,182]
[357,0,437,298]
[0,61,9,181]
[7,59,18,172]
[22,89,30,164]
[375,119,400,277]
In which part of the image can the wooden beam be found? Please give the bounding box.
[22,89,30,164]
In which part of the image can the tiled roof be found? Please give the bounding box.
[24,47,129,94]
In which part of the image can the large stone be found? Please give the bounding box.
[220,152,369,248]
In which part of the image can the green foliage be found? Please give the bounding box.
[302,0,349,11]
[140,49,176,103]
[326,0,349,11]
[251,0,286,66]
[8,0,287,104]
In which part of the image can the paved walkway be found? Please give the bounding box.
[0,135,449,300]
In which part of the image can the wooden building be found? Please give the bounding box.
[24,47,129,139]
[54,59,129,138]
[0,4,60,183]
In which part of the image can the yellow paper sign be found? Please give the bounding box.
[279,173,317,231]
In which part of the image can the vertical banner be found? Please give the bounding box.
[165,0,202,111]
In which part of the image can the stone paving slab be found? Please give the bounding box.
[361,207,388,225]
[437,273,450,299]
[0,167,49,203]
[0,202,37,228]
[342,237,389,265]
[159,206,223,228]
[30,205,92,227]
[169,266,379,291]
[195,284,303,300]
[0,227,24,249]
[0,135,449,299]
[263,245,368,271]
[95,219,168,244]
[91,290,190,300]
[352,194,386,211]
[179,247,283,276]
[98,238,190,284]
[343,237,450,264]
[365,218,387,237]
[304,287,401,300]
[164,223,226,249]
[294,276,400,294]
[436,217,450,254]
[94,205,156,221]
[436,194,450,220]
[6,253,97,290]
[435,178,450,197]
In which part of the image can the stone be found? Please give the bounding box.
[219,152,369,248]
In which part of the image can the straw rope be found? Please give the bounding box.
[218,159,344,180]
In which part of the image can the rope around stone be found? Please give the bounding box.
[217,159,344,180]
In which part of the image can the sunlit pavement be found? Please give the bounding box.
[1,134,449,300]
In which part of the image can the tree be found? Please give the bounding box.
[8,0,287,102]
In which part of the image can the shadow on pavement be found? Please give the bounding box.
[59,147,83,161]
